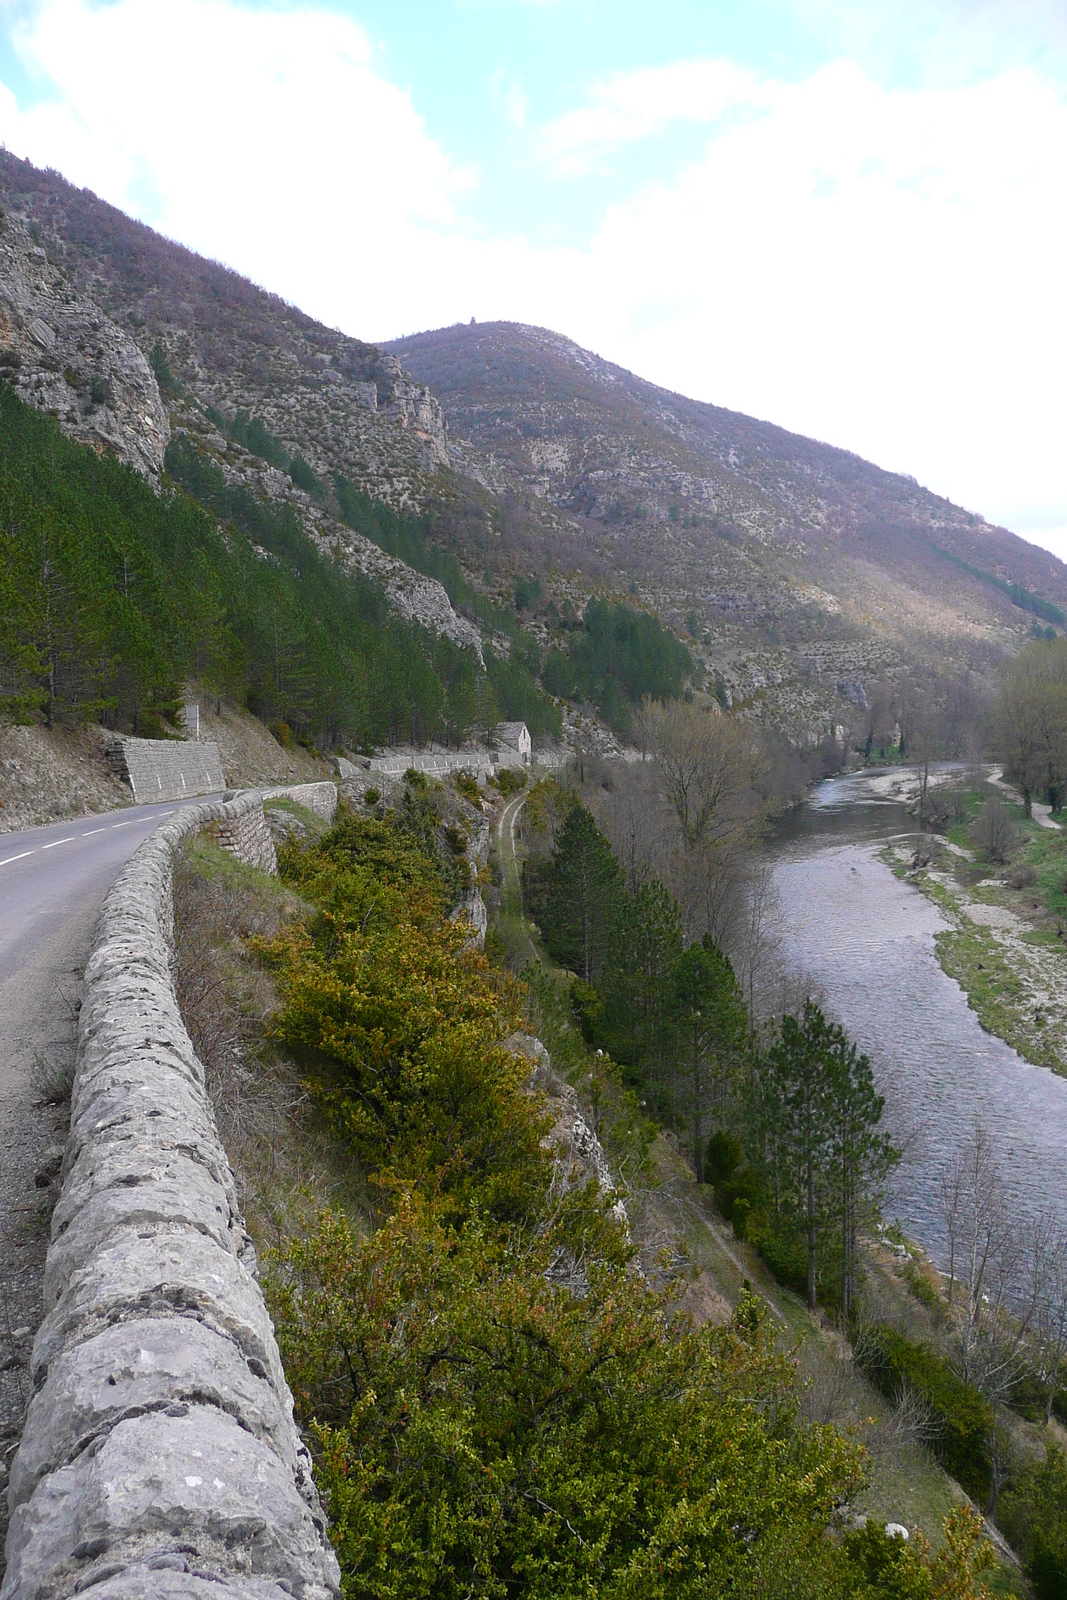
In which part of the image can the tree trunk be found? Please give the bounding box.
[841,1171,855,1324]
[806,1158,817,1310]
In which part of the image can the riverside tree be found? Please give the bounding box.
[672,936,748,1182]
[994,636,1067,815]
[757,1002,898,1314]
[596,879,683,1096]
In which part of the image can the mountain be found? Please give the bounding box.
[0,146,1063,745]
[386,321,1067,729]
[0,206,167,476]
[0,151,483,661]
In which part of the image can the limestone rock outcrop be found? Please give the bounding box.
[0,210,168,478]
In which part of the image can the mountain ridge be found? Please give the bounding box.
[0,147,1063,741]
[386,318,1067,727]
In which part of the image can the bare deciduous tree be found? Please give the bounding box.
[728,863,783,1030]
[973,794,1016,864]
[939,1125,1041,1403]
[1031,1209,1067,1424]
[636,697,763,852]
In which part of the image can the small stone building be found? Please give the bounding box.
[494,721,532,768]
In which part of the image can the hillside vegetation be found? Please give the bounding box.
[0,384,552,747]
[172,786,1000,1599]
[388,321,1067,735]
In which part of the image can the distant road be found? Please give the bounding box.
[0,796,218,1464]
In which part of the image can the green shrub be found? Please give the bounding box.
[570,977,604,1043]
[747,1212,810,1297]
[899,1260,942,1314]
[494,765,527,795]
[442,823,468,856]
[269,1216,867,1600]
[363,787,380,806]
[706,1129,745,1185]
[454,768,481,803]
[89,374,115,409]
[288,453,322,497]
[405,767,428,789]
[856,1325,993,1502]
[999,1447,1067,1600]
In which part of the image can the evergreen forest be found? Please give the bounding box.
[0,379,691,754]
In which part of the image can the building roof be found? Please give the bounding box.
[495,721,530,742]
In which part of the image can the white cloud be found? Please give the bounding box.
[0,0,470,327]
[0,6,1065,547]
[581,62,1067,539]
[489,68,529,128]
[536,59,764,174]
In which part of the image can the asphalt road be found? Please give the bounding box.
[0,796,218,1504]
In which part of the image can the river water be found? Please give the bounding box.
[769,769,1067,1266]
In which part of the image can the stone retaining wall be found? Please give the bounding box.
[107,737,226,805]
[2,789,341,1600]
[210,799,278,875]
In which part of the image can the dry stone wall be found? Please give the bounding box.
[2,788,340,1600]
[210,800,278,875]
[107,738,225,806]
[256,783,338,823]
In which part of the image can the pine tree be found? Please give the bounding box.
[600,879,683,1089]
[671,935,747,1181]
[526,803,624,982]
[760,1002,897,1313]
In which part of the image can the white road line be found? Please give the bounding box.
[110,820,137,829]
[41,837,76,850]
[0,850,35,867]
[80,828,106,837]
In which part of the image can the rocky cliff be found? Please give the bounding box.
[0,209,167,478]
[0,155,477,658]
[3,143,1065,738]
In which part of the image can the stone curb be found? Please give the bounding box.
[2,788,341,1600]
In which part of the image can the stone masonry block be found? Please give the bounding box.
[11,1318,300,1512]
[45,1159,237,1302]
[74,1567,299,1598]
[3,1409,340,1600]
[34,1229,285,1395]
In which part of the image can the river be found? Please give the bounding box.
[769,768,1067,1265]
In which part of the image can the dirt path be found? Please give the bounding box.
[988,765,1062,830]
[496,791,539,965]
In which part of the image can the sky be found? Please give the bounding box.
[0,0,1064,555]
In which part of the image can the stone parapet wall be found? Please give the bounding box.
[369,748,494,780]
[257,782,339,823]
[368,747,546,779]
[2,787,341,1600]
